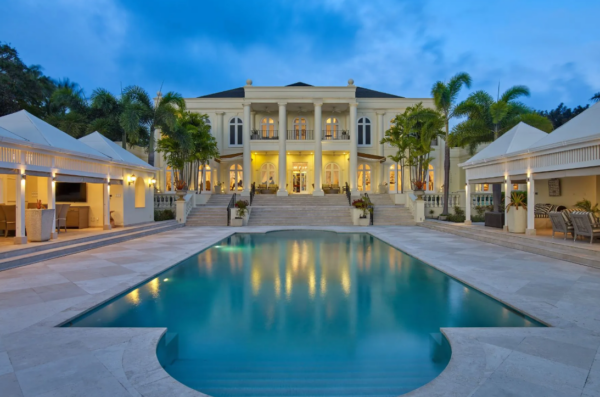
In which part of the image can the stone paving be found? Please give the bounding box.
[0,225,599,396]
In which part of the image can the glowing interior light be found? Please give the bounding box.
[163,278,169,282]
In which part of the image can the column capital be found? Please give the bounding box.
[277,101,288,107]
[313,100,323,107]
[215,111,225,115]
[242,101,252,108]
[349,102,359,108]
[376,111,386,116]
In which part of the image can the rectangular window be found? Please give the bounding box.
[358,125,363,145]
[365,125,371,145]
[237,125,243,145]
[230,125,236,145]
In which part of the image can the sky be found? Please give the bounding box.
[1,0,599,111]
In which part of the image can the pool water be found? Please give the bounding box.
[68,231,543,396]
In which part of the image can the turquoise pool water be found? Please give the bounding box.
[68,231,543,396]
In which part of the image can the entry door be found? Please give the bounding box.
[292,171,308,193]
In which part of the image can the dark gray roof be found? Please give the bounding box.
[356,86,403,98]
[197,83,403,99]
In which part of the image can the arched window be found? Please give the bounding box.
[389,163,398,192]
[198,164,211,192]
[229,164,243,191]
[260,163,276,186]
[357,117,371,146]
[324,163,340,186]
[292,118,307,140]
[229,117,243,146]
[166,166,174,192]
[357,164,371,192]
[324,117,339,139]
[134,177,145,208]
[260,117,275,139]
[426,164,434,191]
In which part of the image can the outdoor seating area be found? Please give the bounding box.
[322,184,341,194]
[255,184,278,194]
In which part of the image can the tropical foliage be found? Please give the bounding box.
[537,103,589,129]
[431,72,472,215]
[382,103,445,192]
[575,199,599,218]
[592,93,600,103]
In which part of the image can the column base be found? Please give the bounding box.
[312,189,324,197]
[51,232,58,240]
[526,228,536,236]
[13,236,27,245]
[277,190,289,197]
[103,225,112,231]
[464,220,472,225]
[503,225,508,232]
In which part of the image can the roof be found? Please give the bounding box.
[0,125,27,142]
[527,101,600,150]
[0,110,105,158]
[358,152,386,162]
[79,132,153,168]
[465,122,548,163]
[197,83,404,99]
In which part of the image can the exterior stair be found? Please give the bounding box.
[366,194,416,226]
[421,220,600,269]
[248,194,353,226]
[0,220,182,272]
[185,194,232,227]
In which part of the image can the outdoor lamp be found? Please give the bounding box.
[151,178,157,187]
[128,174,136,185]
[21,173,26,180]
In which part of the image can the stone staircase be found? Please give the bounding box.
[185,194,232,227]
[248,195,353,226]
[0,220,182,272]
[421,220,600,269]
[366,194,416,226]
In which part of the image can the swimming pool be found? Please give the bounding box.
[68,231,543,396]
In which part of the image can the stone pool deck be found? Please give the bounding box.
[0,225,599,397]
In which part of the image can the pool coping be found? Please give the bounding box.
[36,226,600,396]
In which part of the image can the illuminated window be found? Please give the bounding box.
[357,164,371,192]
[292,118,307,140]
[324,118,339,139]
[134,177,145,208]
[357,117,371,145]
[229,164,243,191]
[426,164,434,191]
[229,117,243,146]
[513,184,519,190]
[260,117,275,139]
[325,163,340,185]
[260,163,276,186]
[166,166,174,192]
[198,165,211,192]
[483,184,489,192]
[389,163,398,192]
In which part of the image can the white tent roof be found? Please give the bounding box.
[0,125,28,142]
[0,110,105,158]
[465,122,548,163]
[528,101,600,149]
[79,132,152,168]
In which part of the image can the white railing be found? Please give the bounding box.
[154,193,177,209]
[0,147,20,163]
[471,193,493,209]
[423,193,462,209]
[176,192,195,224]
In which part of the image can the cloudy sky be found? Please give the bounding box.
[2,0,598,110]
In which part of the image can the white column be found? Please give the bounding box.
[464,182,472,225]
[242,103,251,196]
[14,174,26,244]
[526,175,536,235]
[377,112,385,193]
[349,102,358,195]
[277,102,288,196]
[47,176,57,239]
[503,176,512,231]
[103,182,111,230]
[313,101,324,196]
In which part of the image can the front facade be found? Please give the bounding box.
[155,80,473,199]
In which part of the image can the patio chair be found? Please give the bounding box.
[571,212,600,244]
[549,212,573,240]
[1,205,16,237]
[56,203,70,233]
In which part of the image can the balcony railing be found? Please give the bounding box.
[250,130,279,140]
[322,130,350,140]
[287,130,314,140]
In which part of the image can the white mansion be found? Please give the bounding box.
[155,80,474,200]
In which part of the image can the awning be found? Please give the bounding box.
[55,174,107,184]
[358,152,386,163]
[215,152,243,163]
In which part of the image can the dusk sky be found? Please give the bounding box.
[2,0,598,111]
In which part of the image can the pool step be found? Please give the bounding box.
[421,220,600,269]
[0,220,181,272]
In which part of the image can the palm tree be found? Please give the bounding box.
[451,85,553,212]
[431,72,472,216]
[43,79,90,138]
[147,91,185,166]
[592,93,600,103]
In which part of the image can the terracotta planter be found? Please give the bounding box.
[507,207,527,233]
[25,209,55,242]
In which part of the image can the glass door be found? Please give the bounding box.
[292,163,308,193]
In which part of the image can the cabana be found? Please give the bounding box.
[0,110,157,245]
[461,103,600,235]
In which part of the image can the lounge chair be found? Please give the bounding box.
[57,204,70,233]
[549,212,573,240]
[571,212,600,244]
[1,205,16,237]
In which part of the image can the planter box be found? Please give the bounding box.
[25,209,55,242]
[230,218,243,227]
[484,212,504,229]
[214,185,222,194]
[357,217,370,226]
[507,207,526,233]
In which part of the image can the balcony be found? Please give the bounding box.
[287,130,314,140]
[322,130,350,141]
[250,130,279,140]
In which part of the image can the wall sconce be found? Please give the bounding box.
[504,178,507,184]
[150,178,157,187]
[52,175,56,182]
[128,174,137,185]
[527,177,530,182]
[21,173,26,180]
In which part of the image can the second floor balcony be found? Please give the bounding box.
[249,129,351,141]
[251,130,279,140]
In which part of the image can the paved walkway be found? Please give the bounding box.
[0,225,599,396]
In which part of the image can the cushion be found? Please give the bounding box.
[561,209,574,226]
[534,203,553,218]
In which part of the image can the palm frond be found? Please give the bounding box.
[500,85,530,103]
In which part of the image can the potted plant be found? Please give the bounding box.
[175,180,188,201]
[25,200,55,242]
[412,180,426,199]
[352,198,372,226]
[429,209,435,219]
[214,182,224,194]
[231,199,249,226]
[506,191,527,233]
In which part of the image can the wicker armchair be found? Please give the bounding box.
[56,204,71,233]
[1,205,16,237]
[571,213,600,244]
[549,212,573,240]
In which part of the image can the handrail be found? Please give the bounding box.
[287,130,314,140]
[345,182,351,206]
[363,192,374,226]
[154,193,176,209]
[250,183,256,206]
[250,130,278,140]
[322,130,350,140]
[226,193,236,226]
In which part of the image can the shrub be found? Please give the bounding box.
[234,200,249,217]
[474,205,487,217]
[453,206,465,217]
[154,209,175,221]
[447,215,466,223]
[471,215,485,222]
